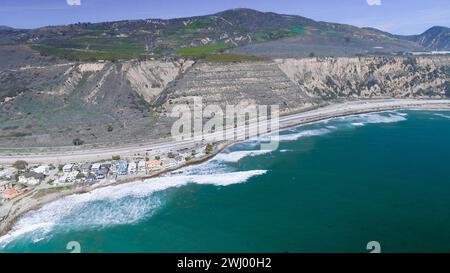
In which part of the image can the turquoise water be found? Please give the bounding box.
[2,110,450,253]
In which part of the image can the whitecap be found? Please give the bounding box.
[433,113,450,119]
[212,150,273,163]
[351,122,365,127]
[0,169,267,248]
[338,112,407,125]
[278,128,331,142]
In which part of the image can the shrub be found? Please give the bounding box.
[72,138,84,146]
[205,143,213,154]
[13,160,28,170]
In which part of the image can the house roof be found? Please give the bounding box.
[146,160,161,166]
[3,188,19,199]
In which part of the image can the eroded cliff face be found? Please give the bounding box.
[156,56,449,116]
[123,59,194,102]
[0,60,189,147]
[276,56,450,100]
[0,56,448,147]
[156,61,315,115]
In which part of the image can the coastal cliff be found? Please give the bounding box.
[0,55,449,147]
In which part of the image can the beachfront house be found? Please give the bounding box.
[91,163,102,174]
[138,161,146,173]
[118,161,128,176]
[33,165,50,175]
[128,162,137,174]
[109,161,119,175]
[97,166,109,179]
[162,158,177,169]
[67,171,80,183]
[18,175,40,186]
[174,155,184,162]
[0,181,9,193]
[2,188,20,200]
[63,164,73,173]
[81,163,92,175]
[0,167,17,180]
[146,159,162,173]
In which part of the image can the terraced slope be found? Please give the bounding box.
[156,61,316,115]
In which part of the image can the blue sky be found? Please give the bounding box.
[0,0,449,35]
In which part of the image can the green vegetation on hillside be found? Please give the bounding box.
[205,53,267,62]
[183,20,214,30]
[253,26,306,42]
[31,37,145,61]
[176,43,232,58]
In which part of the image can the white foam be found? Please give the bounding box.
[0,169,267,248]
[341,112,407,124]
[433,113,450,119]
[278,128,331,142]
[213,150,273,162]
[351,122,365,127]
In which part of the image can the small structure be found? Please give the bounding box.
[63,164,73,173]
[2,188,19,200]
[0,167,17,180]
[81,163,92,175]
[109,161,119,175]
[174,155,185,163]
[66,171,80,183]
[128,162,137,174]
[97,166,109,179]
[118,160,128,176]
[91,163,102,174]
[138,161,146,173]
[0,180,9,193]
[146,160,162,172]
[33,165,50,175]
[18,175,40,186]
[162,158,177,169]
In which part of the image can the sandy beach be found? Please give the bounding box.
[1,98,450,238]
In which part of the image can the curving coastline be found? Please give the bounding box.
[1,98,450,239]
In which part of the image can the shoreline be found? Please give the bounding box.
[1,99,450,239]
[0,142,229,238]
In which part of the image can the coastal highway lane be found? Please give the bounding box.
[1,99,450,164]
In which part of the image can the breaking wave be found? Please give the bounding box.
[433,113,450,119]
[0,169,267,248]
[212,150,273,162]
[339,112,407,126]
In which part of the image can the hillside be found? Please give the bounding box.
[0,9,447,61]
[404,26,450,51]
[0,9,449,148]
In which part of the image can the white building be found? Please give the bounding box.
[18,176,40,186]
[162,158,177,169]
[128,162,137,174]
[0,181,9,193]
[91,163,101,174]
[33,165,50,175]
[137,161,146,173]
[0,167,17,179]
[67,171,80,183]
[63,164,73,173]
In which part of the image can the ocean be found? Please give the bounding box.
[2,110,450,253]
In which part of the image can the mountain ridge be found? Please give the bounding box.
[1,8,448,60]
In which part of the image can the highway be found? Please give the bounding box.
[1,99,449,164]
